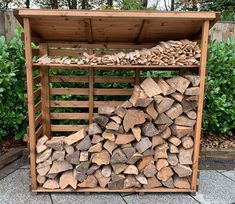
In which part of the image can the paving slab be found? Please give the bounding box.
[221,170,235,182]
[0,169,51,204]
[51,192,126,204]
[193,170,235,204]
[123,193,198,204]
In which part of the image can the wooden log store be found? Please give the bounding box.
[14,9,219,194]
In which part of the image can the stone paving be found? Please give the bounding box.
[0,158,234,204]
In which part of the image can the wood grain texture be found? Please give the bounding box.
[24,17,37,190]
[191,20,210,191]
[39,43,51,138]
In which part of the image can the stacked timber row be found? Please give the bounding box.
[37,39,201,66]
[36,75,200,190]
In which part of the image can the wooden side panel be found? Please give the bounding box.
[24,18,37,190]
[40,43,51,138]
[191,20,210,191]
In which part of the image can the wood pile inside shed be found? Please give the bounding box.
[36,75,200,190]
[37,39,201,66]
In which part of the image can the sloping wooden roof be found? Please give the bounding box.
[14,9,219,43]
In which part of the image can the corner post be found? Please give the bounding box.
[23,17,37,190]
[191,20,210,191]
[39,43,51,138]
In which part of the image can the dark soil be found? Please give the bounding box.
[201,134,235,149]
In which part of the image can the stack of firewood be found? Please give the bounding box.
[36,75,200,190]
[37,39,201,66]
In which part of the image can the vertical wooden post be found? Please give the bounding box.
[88,49,94,124]
[23,18,37,190]
[135,68,140,85]
[191,20,210,191]
[39,43,51,138]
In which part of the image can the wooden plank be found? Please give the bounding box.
[47,42,156,49]
[35,114,42,128]
[89,67,94,123]
[50,76,134,83]
[50,100,89,108]
[191,20,210,191]
[16,9,218,20]
[33,88,41,99]
[94,88,132,96]
[50,100,124,108]
[50,113,89,120]
[39,43,51,138]
[50,88,132,96]
[33,187,194,193]
[136,20,149,43]
[135,69,140,85]
[23,17,37,190]
[34,101,41,113]
[35,125,43,139]
[50,88,88,95]
[51,125,87,132]
[84,18,93,43]
[33,75,41,84]
[33,63,199,70]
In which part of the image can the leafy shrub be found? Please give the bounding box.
[0,28,26,140]
[203,39,235,135]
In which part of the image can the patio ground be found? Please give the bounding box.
[0,156,234,204]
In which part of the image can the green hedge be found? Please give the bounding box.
[203,39,235,135]
[0,30,234,141]
[0,28,26,140]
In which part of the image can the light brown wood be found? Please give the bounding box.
[35,114,42,128]
[50,88,133,96]
[33,63,199,70]
[39,43,51,138]
[88,49,94,124]
[191,20,210,191]
[50,101,124,108]
[51,125,87,132]
[50,113,89,120]
[17,10,216,193]
[50,76,135,83]
[33,186,194,193]
[33,88,41,99]
[24,17,37,190]
[34,101,41,113]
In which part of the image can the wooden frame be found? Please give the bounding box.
[15,9,218,194]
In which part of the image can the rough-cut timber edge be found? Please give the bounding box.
[15,9,219,193]
[33,187,195,193]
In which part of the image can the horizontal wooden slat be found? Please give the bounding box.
[51,125,87,132]
[33,63,199,70]
[95,101,124,107]
[49,49,84,56]
[50,100,89,108]
[50,88,88,95]
[50,76,88,83]
[95,89,132,95]
[50,76,134,83]
[35,114,42,128]
[50,100,124,108]
[51,113,89,120]
[50,88,132,95]
[33,186,194,193]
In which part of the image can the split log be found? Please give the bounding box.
[166,76,190,94]
[64,129,86,146]
[157,78,176,96]
[140,77,162,97]
[181,136,194,149]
